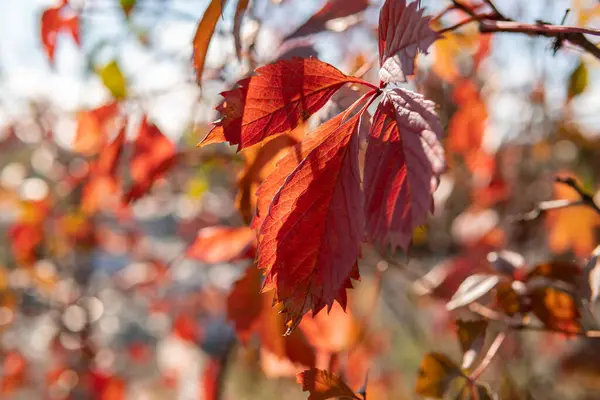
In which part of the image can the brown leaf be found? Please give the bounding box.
[415,352,461,398]
[531,287,581,333]
[456,320,488,369]
[296,368,360,400]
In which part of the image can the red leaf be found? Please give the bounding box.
[364,88,444,251]
[378,0,439,84]
[256,110,364,332]
[283,0,369,41]
[202,358,224,400]
[296,368,360,400]
[124,117,177,203]
[199,58,365,151]
[40,1,80,63]
[226,264,263,343]
[187,226,256,264]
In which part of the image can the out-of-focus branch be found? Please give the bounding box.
[441,0,600,60]
[509,175,600,222]
[469,331,507,381]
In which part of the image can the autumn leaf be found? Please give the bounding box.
[415,352,461,398]
[446,274,500,310]
[283,0,369,41]
[97,61,128,100]
[81,124,126,214]
[120,0,136,16]
[447,80,487,162]
[124,117,177,203]
[363,88,444,251]
[236,127,304,224]
[547,173,600,257]
[531,287,581,333]
[568,60,589,100]
[74,102,120,155]
[40,0,80,64]
[456,319,487,369]
[233,0,250,60]
[256,110,364,332]
[192,0,227,83]
[186,226,256,263]
[199,57,370,151]
[378,0,439,84]
[296,369,360,400]
[226,264,263,343]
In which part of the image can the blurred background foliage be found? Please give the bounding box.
[1,0,600,399]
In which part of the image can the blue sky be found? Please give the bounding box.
[0,0,599,150]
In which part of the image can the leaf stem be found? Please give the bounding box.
[469,331,506,381]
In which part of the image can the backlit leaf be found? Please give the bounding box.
[226,264,263,343]
[364,88,444,251]
[74,102,120,155]
[415,352,461,398]
[233,0,250,60]
[81,124,127,214]
[378,0,439,84]
[236,127,304,224]
[187,226,256,263]
[283,0,369,41]
[40,1,80,64]
[456,320,487,369]
[97,60,128,100]
[446,274,500,310]
[546,172,600,257]
[531,287,581,333]
[447,80,487,162]
[256,111,364,332]
[199,58,366,151]
[124,117,177,203]
[568,60,588,100]
[120,0,136,16]
[296,368,360,400]
[192,0,227,83]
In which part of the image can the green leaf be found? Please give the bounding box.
[97,60,127,100]
[568,60,588,99]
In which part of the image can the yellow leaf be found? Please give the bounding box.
[97,60,127,100]
[568,60,588,99]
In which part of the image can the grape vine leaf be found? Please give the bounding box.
[198,58,367,151]
[256,111,364,333]
[378,0,439,84]
[364,88,445,251]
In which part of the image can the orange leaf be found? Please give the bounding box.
[233,0,250,60]
[74,102,120,155]
[547,172,600,257]
[447,80,487,162]
[415,352,461,398]
[199,58,366,151]
[296,368,360,400]
[186,226,255,263]
[192,0,225,83]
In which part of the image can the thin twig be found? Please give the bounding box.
[444,0,600,60]
[431,4,456,25]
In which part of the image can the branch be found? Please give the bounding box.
[444,1,600,60]
[509,175,600,222]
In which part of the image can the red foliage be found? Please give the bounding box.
[40,0,80,63]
